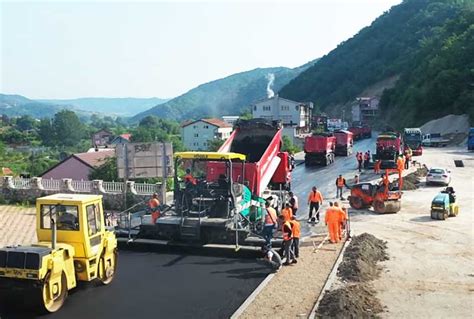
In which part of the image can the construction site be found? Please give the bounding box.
[0,116,472,319]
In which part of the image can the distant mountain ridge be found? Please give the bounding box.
[132,60,318,122]
[40,97,169,117]
[0,94,74,118]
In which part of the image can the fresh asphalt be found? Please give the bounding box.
[0,137,377,319]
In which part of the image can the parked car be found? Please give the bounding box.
[426,167,451,186]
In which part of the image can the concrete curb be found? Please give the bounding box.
[230,272,276,319]
[308,236,352,319]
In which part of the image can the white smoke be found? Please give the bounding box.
[266,73,275,98]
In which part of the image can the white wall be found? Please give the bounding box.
[252,96,308,127]
[182,121,232,151]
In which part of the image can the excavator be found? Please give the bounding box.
[348,168,403,213]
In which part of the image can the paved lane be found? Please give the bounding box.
[0,246,270,319]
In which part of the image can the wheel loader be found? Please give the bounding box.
[0,194,117,313]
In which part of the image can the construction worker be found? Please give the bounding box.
[279,215,296,265]
[354,174,360,184]
[335,175,347,200]
[148,193,161,224]
[397,155,405,172]
[356,152,363,172]
[307,186,324,223]
[334,202,347,241]
[374,159,382,174]
[324,202,340,243]
[379,173,390,192]
[281,202,293,222]
[363,151,370,168]
[404,147,412,169]
[184,168,197,186]
[290,216,301,258]
[288,191,299,216]
[263,201,278,247]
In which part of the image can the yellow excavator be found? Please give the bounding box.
[0,194,117,313]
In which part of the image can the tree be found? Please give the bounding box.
[139,115,159,128]
[52,110,85,147]
[207,138,225,151]
[16,115,36,131]
[281,135,301,154]
[38,118,55,146]
[89,156,119,181]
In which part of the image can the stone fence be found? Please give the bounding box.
[0,177,163,211]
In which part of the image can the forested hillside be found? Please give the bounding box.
[132,60,316,122]
[280,0,473,126]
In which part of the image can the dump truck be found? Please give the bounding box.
[0,194,117,313]
[304,133,336,166]
[403,128,423,156]
[374,132,403,169]
[348,126,363,140]
[334,130,354,156]
[136,119,291,246]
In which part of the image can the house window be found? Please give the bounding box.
[295,105,299,111]
[263,106,271,111]
[281,105,289,111]
[193,125,197,129]
[194,133,199,137]
[204,125,209,129]
[254,106,257,111]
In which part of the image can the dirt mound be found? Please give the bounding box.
[317,284,383,319]
[414,166,428,177]
[337,233,388,282]
[420,114,469,136]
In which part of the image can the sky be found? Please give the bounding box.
[1,0,402,100]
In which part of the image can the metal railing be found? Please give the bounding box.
[42,178,61,190]
[103,181,124,193]
[12,178,31,189]
[71,180,93,193]
[134,183,159,195]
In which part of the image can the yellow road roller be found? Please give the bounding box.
[0,194,117,313]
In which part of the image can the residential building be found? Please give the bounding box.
[251,94,313,141]
[222,116,239,126]
[352,97,379,123]
[41,149,115,181]
[92,129,113,147]
[110,133,132,145]
[181,118,233,151]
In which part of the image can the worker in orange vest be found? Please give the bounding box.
[281,202,293,222]
[184,168,197,185]
[396,156,404,172]
[148,193,161,224]
[307,186,324,223]
[363,151,370,168]
[324,203,341,243]
[279,215,296,265]
[374,159,382,174]
[290,216,301,258]
[263,201,278,248]
[335,175,347,200]
[356,152,364,172]
[334,202,347,241]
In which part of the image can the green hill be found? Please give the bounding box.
[279,0,474,127]
[132,61,317,122]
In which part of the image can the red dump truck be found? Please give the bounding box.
[349,125,372,140]
[334,130,354,156]
[218,118,292,193]
[304,133,336,166]
[375,132,403,169]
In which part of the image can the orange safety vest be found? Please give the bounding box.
[282,221,293,241]
[185,174,196,185]
[264,207,278,226]
[308,190,323,203]
[290,220,301,239]
[148,198,160,210]
[337,177,345,187]
[281,207,293,222]
[324,208,340,224]
[357,153,363,161]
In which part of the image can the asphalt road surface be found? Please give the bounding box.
[0,246,269,319]
[0,137,377,319]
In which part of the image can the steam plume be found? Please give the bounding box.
[266,73,275,98]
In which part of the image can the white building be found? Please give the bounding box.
[222,116,239,126]
[181,118,233,151]
[251,95,313,140]
[352,97,379,123]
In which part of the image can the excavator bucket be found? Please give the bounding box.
[373,199,401,213]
